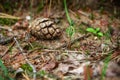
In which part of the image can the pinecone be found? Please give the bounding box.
[29,18,61,39]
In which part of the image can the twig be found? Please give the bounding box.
[55,34,91,49]
[0,12,21,19]
[22,73,30,80]
[78,10,101,20]
[42,49,83,53]
[1,41,15,58]
[0,25,12,31]
[78,10,89,17]
[14,37,36,80]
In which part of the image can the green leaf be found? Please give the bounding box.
[97,32,104,37]
[86,28,96,34]
[96,28,100,32]
[21,64,33,72]
[0,59,14,80]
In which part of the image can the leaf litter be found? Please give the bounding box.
[0,9,120,80]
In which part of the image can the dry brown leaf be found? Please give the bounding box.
[41,60,57,71]
[69,62,90,75]
[55,63,76,74]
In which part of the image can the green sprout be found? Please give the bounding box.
[21,63,33,72]
[38,70,46,77]
[101,53,112,80]
[86,27,104,37]
[66,23,75,37]
[64,0,75,38]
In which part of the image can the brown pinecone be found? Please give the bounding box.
[29,18,61,39]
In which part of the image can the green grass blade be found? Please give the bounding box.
[63,0,72,25]
[101,53,111,80]
[0,59,8,76]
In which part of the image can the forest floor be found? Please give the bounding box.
[0,8,120,80]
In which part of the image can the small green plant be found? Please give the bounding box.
[0,18,17,26]
[64,0,75,48]
[101,53,112,80]
[38,70,46,77]
[64,0,75,38]
[0,59,14,80]
[21,63,33,72]
[66,22,75,37]
[86,27,104,37]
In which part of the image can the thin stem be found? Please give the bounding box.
[63,0,71,24]
[48,0,52,17]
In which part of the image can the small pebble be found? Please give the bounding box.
[26,16,31,20]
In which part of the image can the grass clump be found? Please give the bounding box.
[0,18,17,26]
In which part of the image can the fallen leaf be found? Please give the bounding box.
[69,62,90,75]
[55,63,76,74]
[41,60,57,71]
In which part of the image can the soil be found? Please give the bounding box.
[0,6,120,80]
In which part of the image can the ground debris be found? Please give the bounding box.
[0,8,120,80]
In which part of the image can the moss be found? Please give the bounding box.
[0,18,17,26]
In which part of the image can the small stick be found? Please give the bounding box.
[14,37,36,80]
[22,73,30,80]
[0,12,21,19]
[78,10,89,17]
[41,54,46,62]
[42,49,83,53]
[1,41,15,58]
[49,53,55,61]
[78,10,101,20]
[0,25,12,31]
[55,34,91,49]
